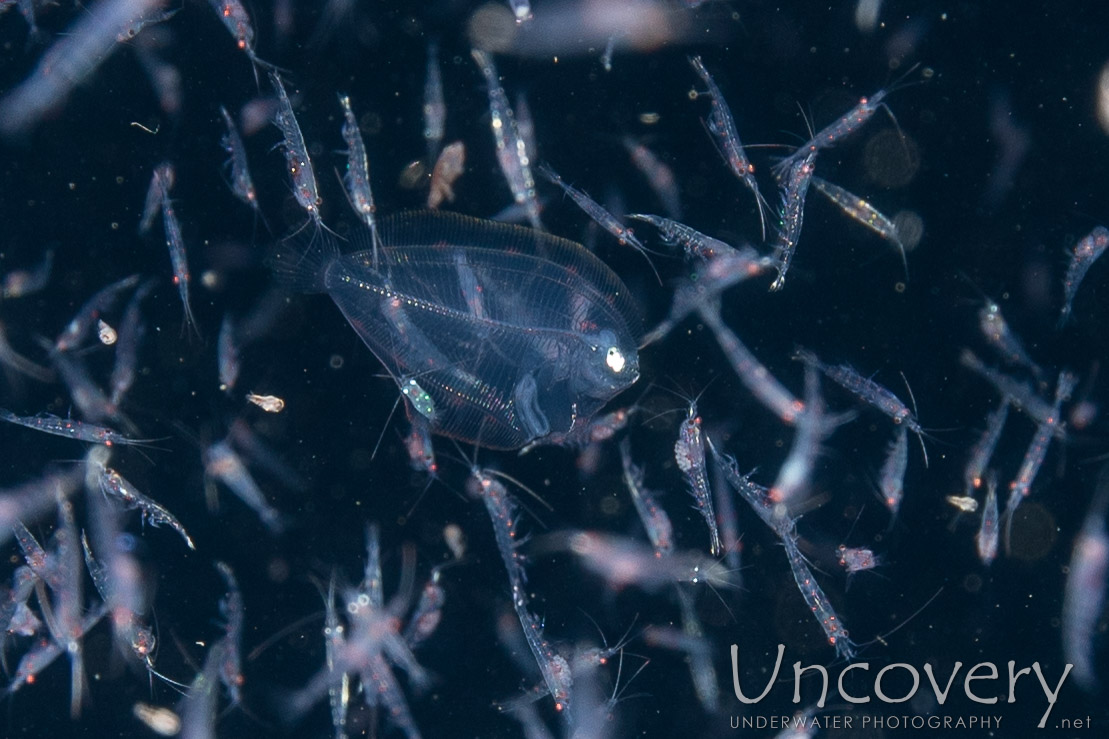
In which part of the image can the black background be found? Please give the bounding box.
[1,1,1108,736]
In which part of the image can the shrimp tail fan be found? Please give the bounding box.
[267,230,341,294]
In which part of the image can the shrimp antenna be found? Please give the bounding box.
[638,405,689,426]
[954,268,991,301]
[145,662,192,694]
[899,370,920,422]
[246,611,324,662]
[877,62,924,160]
[657,375,719,406]
[795,100,817,140]
[369,395,401,463]
[841,503,867,543]
[403,465,443,520]
[898,370,929,467]
[607,650,653,708]
[864,584,944,649]
[883,61,925,96]
[577,609,642,658]
[482,467,554,514]
[440,436,549,521]
[754,187,775,242]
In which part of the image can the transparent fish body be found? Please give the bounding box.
[271,211,641,449]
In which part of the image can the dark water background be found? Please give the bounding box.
[1,1,1108,736]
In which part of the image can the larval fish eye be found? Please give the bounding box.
[605,346,626,374]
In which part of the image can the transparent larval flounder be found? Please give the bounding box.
[271,211,641,450]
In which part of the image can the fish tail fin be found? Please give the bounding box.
[267,229,340,294]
